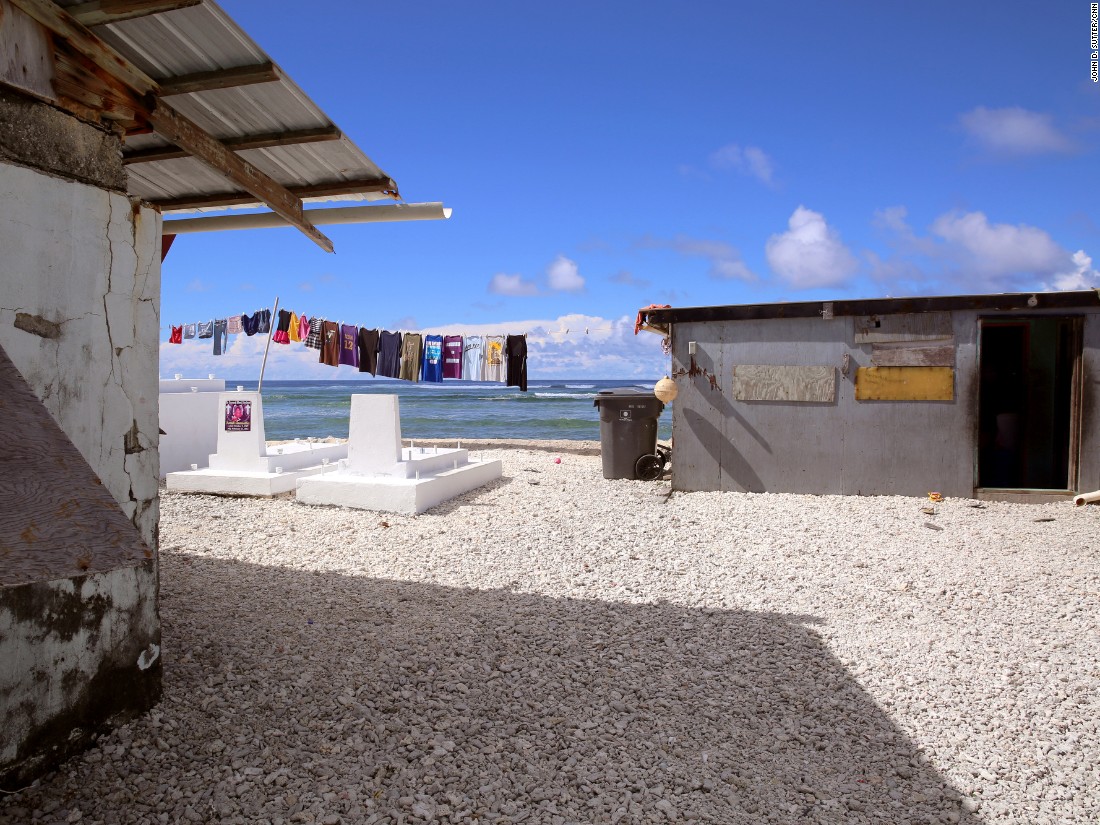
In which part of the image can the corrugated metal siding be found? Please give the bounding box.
[54,0,394,210]
[669,308,1100,497]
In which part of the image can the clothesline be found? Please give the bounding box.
[160,310,608,338]
[165,306,529,390]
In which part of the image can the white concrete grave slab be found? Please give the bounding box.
[166,391,347,496]
[159,377,225,477]
[296,394,502,514]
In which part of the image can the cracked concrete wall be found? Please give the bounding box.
[0,161,162,547]
[0,562,161,786]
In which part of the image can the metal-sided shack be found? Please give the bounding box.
[639,291,1100,501]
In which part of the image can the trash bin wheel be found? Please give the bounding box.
[635,453,665,481]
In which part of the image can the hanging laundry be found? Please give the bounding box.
[399,333,423,382]
[305,317,324,349]
[421,334,444,383]
[197,320,214,339]
[320,321,340,367]
[505,334,527,392]
[241,313,258,336]
[443,335,463,379]
[462,335,484,381]
[288,311,301,342]
[226,316,242,335]
[339,324,359,368]
[183,323,196,339]
[298,314,311,342]
[169,325,183,344]
[256,309,271,334]
[212,319,228,355]
[377,330,402,378]
[357,328,379,375]
[482,335,505,382]
[273,309,292,344]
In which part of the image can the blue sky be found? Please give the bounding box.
[160,1,1100,380]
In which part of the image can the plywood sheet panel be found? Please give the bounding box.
[731,365,836,402]
[0,0,55,101]
[855,312,953,343]
[855,367,955,401]
[871,340,955,367]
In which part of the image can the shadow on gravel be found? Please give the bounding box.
[1,553,977,825]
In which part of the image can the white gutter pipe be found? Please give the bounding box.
[163,202,452,235]
[1073,490,1100,506]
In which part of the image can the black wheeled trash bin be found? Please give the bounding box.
[592,388,665,479]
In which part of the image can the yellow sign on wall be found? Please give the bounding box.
[855,366,954,401]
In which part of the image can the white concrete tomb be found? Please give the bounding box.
[166,391,347,496]
[158,377,226,478]
[296,395,502,514]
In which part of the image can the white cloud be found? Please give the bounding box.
[871,206,1091,293]
[709,143,775,185]
[390,316,418,331]
[873,205,912,235]
[639,234,757,281]
[959,106,1074,155]
[546,255,586,292]
[765,206,858,288]
[1047,250,1100,290]
[422,314,665,378]
[160,313,668,380]
[488,272,539,296]
[186,279,211,292]
[609,270,652,288]
[929,211,1071,276]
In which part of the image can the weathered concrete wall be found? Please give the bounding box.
[0,563,161,786]
[0,87,164,786]
[0,87,127,191]
[0,161,161,546]
[670,309,1100,497]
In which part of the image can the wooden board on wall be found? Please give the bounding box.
[855,366,954,401]
[871,340,955,367]
[732,365,836,402]
[0,0,56,101]
[854,312,953,344]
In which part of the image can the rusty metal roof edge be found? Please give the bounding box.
[642,290,1100,325]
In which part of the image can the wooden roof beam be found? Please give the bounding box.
[7,0,335,252]
[147,100,333,252]
[123,125,341,163]
[151,177,401,211]
[9,0,158,94]
[67,0,201,27]
[157,61,280,96]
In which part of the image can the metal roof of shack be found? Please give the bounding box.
[639,290,1100,329]
[50,0,399,215]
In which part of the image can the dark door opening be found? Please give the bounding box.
[978,317,1080,489]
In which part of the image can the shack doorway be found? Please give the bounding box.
[977,317,1081,490]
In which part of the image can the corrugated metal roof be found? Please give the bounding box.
[641,291,1100,326]
[53,0,397,213]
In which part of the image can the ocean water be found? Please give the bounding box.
[229,379,672,442]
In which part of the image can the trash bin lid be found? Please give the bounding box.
[596,387,653,396]
[593,387,663,408]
